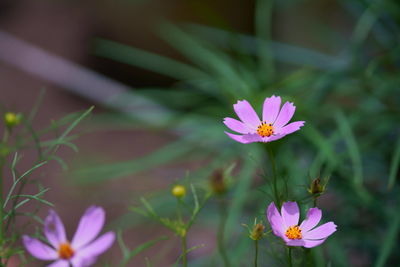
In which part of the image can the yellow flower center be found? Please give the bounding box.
[285,225,302,240]
[257,122,274,137]
[58,242,74,260]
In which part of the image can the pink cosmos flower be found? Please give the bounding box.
[23,206,115,267]
[223,95,305,143]
[266,201,337,248]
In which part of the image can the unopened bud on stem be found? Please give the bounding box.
[250,223,265,241]
[172,185,186,198]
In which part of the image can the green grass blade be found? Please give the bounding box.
[387,137,400,189]
[94,39,207,81]
[255,0,274,81]
[375,209,400,267]
[335,110,370,202]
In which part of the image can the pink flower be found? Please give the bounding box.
[23,206,115,267]
[266,201,337,248]
[223,95,305,143]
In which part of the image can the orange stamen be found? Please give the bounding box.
[285,225,302,240]
[257,122,274,137]
[58,243,74,259]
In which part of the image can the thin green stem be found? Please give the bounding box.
[266,146,279,204]
[254,240,258,267]
[217,198,230,267]
[313,197,317,208]
[0,128,9,247]
[177,198,183,222]
[181,234,188,267]
[288,247,293,267]
[0,161,3,246]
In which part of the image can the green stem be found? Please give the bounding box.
[218,199,230,267]
[181,234,188,267]
[0,129,9,247]
[254,240,258,267]
[0,161,3,247]
[313,197,317,208]
[266,146,279,204]
[288,247,293,267]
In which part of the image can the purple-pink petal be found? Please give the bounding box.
[302,238,327,248]
[273,102,296,128]
[71,206,105,249]
[276,121,305,135]
[299,208,322,233]
[223,117,253,134]
[77,232,115,259]
[285,239,304,247]
[70,255,97,267]
[281,202,299,227]
[266,202,285,237]
[261,134,285,143]
[22,235,58,261]
[303,222,337,240]
[224,132,263,144]
[44,210,67,248]
[262,95,281,124]
[233,100,261,128]
[46,260,69,267]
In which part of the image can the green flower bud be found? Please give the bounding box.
[4,112,21,128]
[172,185,186,198]
[250,223,265,241]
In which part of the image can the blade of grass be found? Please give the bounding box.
[375,208,400,267]
[387,137,400,190]
[335,110,370,202]
[255,0,275,82]
[94,39,207,81]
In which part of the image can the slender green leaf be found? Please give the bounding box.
[387,137,400,189]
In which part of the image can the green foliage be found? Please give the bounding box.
[0,98,93,264]
[67,0,400,265]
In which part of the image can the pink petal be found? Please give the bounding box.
[302,238,327,248]
[299,208,322,233]
[262,95,281,124]
[233,100,261,128]
[44,210,67,248]
[224,132,263,144]
[266,202,285,237]
[277,121,305,135]
[46,260,69,267]
[71,206,105,249]
[303,222,337,240]
[22,235,57,260]
[70,255,97,267]
[285,239,304,247]
[273,102,296,128]
[223,117,254,134]
[77,232,115,259]
[281,202,300,228]
[261,134,285,143]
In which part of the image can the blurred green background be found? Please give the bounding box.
[0,0,399,266]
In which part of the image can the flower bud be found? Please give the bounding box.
[308,177,329,198]
[4,112,21,128]
[172,185,186,198]
[310,178,323,194]
[210,169,227,195]
[250,223,265,241]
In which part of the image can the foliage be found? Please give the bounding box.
[68,0,400,265]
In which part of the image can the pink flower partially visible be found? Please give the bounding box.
[223,95,305,143]
[23,206,115,267]
[266,201,337,248]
